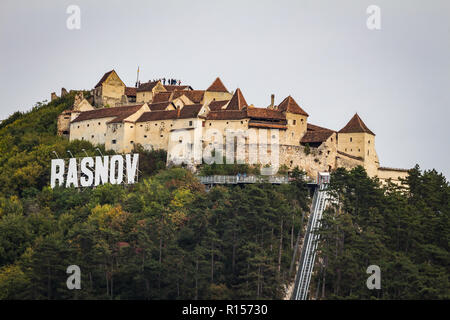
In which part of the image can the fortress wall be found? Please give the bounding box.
[377,168,409,185]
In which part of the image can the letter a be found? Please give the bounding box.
[366,5,381,30]
[66,265,81,290]
[366,265,381,289]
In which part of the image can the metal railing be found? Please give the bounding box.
[197,175,290,185]
[292,180,330,300]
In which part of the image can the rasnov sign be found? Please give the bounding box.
[50,154,139,188]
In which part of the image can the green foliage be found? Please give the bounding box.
[0,98,448,300]
[313,165,450,299]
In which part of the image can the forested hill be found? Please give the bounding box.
[0,97,448,299]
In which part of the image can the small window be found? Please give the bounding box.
[368,150,370,155]
[112,140,117,144]
[81,137,84,140]
[77,126,80,128]
[241,121,243,124]
[140,124,143,127]
[130,141,134,144]
[64,116,70,119]
[301,119,304,123]
[293,120,296,125]
[189,121,193,126]
[358,148,360,152]
[130,125,133,128]
[368,140,371,144]
[350,137,352,142]
[91,135,94,138]
[331,138,333,142]
[155,123,157,126]
[160,135,163,137]
[226,122,229,124]
[144,135,147,138]
[345,148,347,152]
[87,124,89,127]
[209,123,212,126]
[98,122,101,125]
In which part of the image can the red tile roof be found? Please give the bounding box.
[149,101,173,111]
[125,87,137,96]
[94,70,115,88]
[136,81,160,92]
[276,96,309,116]
[152,92,172,103]
[307,123,334,132]
[301,130,334,144]
[208,100,229,111]
[206,77,229,92]
[247,108,285,120]
[178,104,203,119]
[171,90,205,103]
[338,113,375,135]
[164,85,192,92]
[206,110,248,120]
[226,88,247,110]
[72,104,144,123]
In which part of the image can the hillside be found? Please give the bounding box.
[0,97,448,299]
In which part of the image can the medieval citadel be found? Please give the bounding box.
[55,70,408,183]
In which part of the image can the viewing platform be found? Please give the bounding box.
[197,175,290,185]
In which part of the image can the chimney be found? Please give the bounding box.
[269,94,275,108]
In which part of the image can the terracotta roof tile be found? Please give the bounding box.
[178,104,203,119]
[164,85,192,92]
[152,92,172,103]
[208,100,229,111]
[125,87,137,96]
[206,77,229,92]
[226,88,247,110]
[149,101,173,111]
[307,123,334,132]
[301,130,334,144]
[136,81,160,92]
[206,110,248,120]
[247,108,285,120]
[94,70,114,88]
[171,90,205,103]
[72,104,144,123]
[338,113,375,135]
[276,96,309,116]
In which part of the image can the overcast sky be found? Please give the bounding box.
[0,0,449,177]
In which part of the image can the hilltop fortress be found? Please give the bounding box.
[55,70,408,183]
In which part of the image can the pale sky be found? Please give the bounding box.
[0,0,449,177]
